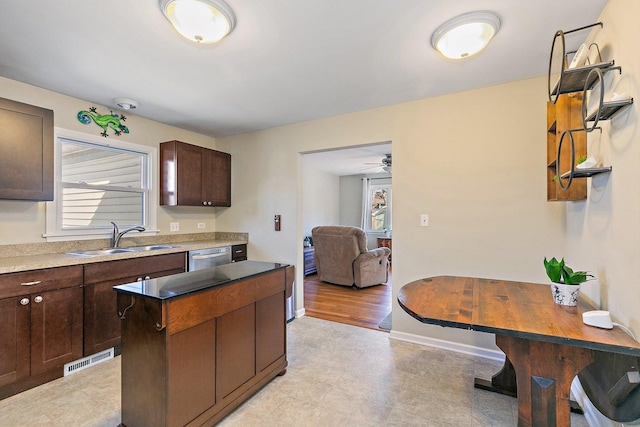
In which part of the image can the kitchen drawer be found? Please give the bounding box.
[0,265,83,299]
[84,253,186,284]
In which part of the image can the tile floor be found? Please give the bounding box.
[0,316,589,426]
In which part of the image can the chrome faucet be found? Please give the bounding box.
[110,221,145,248]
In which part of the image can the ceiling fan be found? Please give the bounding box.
[363,154,392,173]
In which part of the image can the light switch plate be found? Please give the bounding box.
[170,222,179,232]
[420,214,429,226]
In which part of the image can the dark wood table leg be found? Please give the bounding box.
[495,335,594,427]
[474,356,517,397]
[474,343,585,414]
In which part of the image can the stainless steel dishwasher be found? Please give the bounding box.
[187,246,232,271]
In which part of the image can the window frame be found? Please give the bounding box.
[44,128,158,242]
[364,181,392,234]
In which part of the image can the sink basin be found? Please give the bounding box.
[67,248,136,257]
[66,245,180,257]
[130,245,179,251]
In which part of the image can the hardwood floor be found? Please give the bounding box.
[303,270,392,331]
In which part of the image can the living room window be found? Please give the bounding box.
[362,179,392,233]
[45,129,157,241]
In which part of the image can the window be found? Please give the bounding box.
[45,129,157,241]
[362,180,392,233]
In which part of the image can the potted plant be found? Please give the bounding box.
[544,257,594,306]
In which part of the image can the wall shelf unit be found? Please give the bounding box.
[546,22,632,199]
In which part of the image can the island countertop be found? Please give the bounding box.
[114,260,289,300]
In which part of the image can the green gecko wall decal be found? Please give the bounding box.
[77,106,130,137]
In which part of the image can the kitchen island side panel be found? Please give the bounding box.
[118,296,167,427]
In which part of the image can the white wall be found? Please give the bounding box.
[565,0,640,335]
[0,76,220,244]
[302,166,339,237]
[339,175,362,228]
[217,75,567,350]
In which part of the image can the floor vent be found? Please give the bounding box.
[64,348,114,377]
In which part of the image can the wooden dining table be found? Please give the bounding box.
[397,276,640,427]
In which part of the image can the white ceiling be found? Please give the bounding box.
[303,142,392,176]
[0,1,608,174]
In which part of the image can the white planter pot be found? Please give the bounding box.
[550,283,580,306]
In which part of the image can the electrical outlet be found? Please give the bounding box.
[197,223,206,229]
[420,214,429,227]
[170,222,179,232]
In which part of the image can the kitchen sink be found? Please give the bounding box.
[66,245,180,257]
[66,248,136,257]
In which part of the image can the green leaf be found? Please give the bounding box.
[544,257,564,283]
[545,257,594,285]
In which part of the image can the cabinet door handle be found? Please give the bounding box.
[192,253,227,260]
[20,298,30,305]
[21,280,42,286]
[34,295,43,303]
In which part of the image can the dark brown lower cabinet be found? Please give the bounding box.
[83,253,185,356]
[0,266,83,399]
[118,265,292,427]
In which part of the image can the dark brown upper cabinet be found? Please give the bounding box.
[0,97,54,201]
[160,140,231,207]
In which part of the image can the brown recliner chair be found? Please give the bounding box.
[311,226,390,288]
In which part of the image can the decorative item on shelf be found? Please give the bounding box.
[544,257,595,306]
[303,236,312,248]
[77,106,129,137]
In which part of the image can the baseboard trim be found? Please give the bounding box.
[389,330,505,362]
[295,308,306,318]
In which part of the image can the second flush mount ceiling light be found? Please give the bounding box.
[159,0,236,44]
[431,11,501,59]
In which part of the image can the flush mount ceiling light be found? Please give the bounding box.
[114,98,139,111]
[159,0,236,44]
[431,11,501,60]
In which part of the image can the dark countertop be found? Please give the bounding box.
[114,260,288,300]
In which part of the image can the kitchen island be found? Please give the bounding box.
[115,261,294,427]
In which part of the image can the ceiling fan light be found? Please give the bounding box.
[431,11,501,59]
[159,0,236,44]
